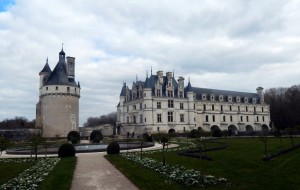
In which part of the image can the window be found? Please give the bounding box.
[211,95,215,101]
[238,106,240,112]
[262,107,264,112]
[156,89,161,97]
[206,115,209,122]
[167,90,173,97]
[133,116,136,123]
[237,97,240,102]
[144,93,146,97]
[254,107,256,113]
[56,86,58,90]
[127,117,129,123]
[67,87,70,92]
[203,104,206,110]
[230,115,233,122]
[194,104,195,110]
[253,98,257,103]
[145,118,146,122]
[157,127,160,132]
[157,102,161,109]
[144,104,146,109]
[202,94,206,100]
[180,103,184,110]
[212,105,215,111]
[213,115,215,122]
[244,97,248,103]
[180,114,184,122]
[127,106,129,112]
[223,115,226,122]
[246,106,248,112]
[257,116,259,122]
[157,114,162,123]
[228,96,232,102]
[168,112,173,122]
[140,114,143,123]
[75,88,77,92]
[168,100,174,108]
[221,105,223,111]
[183,127,185,132]
[46,87,48,90]
[246,116,249,122]
[263,116,265,122]
[133,105,136,110]
[240,116,243,122]
[179,91,183,98]
[140,103,142,110]
[219,95,223,101]
[230,105,232,111]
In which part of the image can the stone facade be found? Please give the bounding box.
[36,49,80,138]
[117,70,270,135]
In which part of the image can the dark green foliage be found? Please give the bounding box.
[58,143,76,157]
[189,129,201,138]
[90,130,103,143]
[212,128,222,137]
[107,141,120,154]
[67,131,80,144]
[143,133,153,142]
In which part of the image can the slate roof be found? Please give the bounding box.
[43,50,79,87]
[39,60,51,74]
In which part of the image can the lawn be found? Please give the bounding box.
[106,137,300,190]
[0,158,33,185]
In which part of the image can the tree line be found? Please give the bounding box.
[0,117,35,128]
[264,85,300,130]
[83,112,117,127]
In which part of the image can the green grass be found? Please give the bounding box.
[38,157,77,190]
[0,159,33,185]
[106,137,300,190]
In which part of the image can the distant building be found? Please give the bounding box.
[36,48,80,138]
[117,70,270,135]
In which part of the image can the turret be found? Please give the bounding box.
[157,71,163,84]
[256,86,264,103]
[39,58,52,88]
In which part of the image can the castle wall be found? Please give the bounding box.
[41,94,79,137]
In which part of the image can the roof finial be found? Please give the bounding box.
[188,76,190,83]
[46,57,48,64]
[146,70,148,78]
[62,43,64,50]
[173,69,174,78]
[151,67,152,75]
[136,74,138,82]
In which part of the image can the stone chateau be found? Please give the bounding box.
[36,48,80,138]
[117,70,270,135]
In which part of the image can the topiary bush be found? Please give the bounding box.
[58,143,76,157]
[107,141,120,154]
[90,130,103,143]
[212,128,223,137]
[67,131,80,144]
[189,129,201,138]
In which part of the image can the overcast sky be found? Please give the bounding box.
[0,0,300,126]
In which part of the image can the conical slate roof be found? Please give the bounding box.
[39,60,51,74]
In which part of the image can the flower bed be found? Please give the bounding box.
[121,153,228,187]
[0,157,60,190]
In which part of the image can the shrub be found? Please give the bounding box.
[58,143,76,157]
[90,130,103,143]
[212,128,222,137]
[143,133,153,142]
[107,141,120,154]
[189,129,201,138]
[67,131,80,144]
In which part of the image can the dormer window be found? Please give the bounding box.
[210,94,215,101]
[219,95,223,101]
[202,94,206,100]
[244,97,248,103]
[253,98,257,103]
[56,86,58,90]
[236,96,240,102]
[228,96,232,102]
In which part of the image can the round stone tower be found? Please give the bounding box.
[36,48,81,138]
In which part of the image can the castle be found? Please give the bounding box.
[36,48,80,138]
[117,70,270,135]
